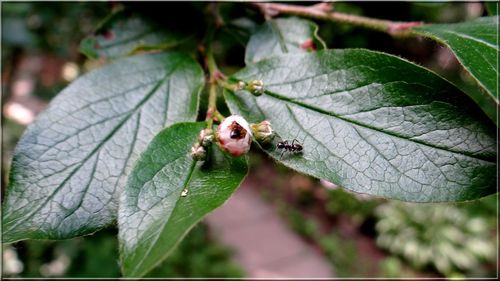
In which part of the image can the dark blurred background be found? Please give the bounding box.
[1,2,497,278]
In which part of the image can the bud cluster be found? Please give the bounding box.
[192,115,275,159]
[237,80,265,96]
[190,128,214,161]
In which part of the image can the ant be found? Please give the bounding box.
[276,139,303,159]
[229,121,247,139]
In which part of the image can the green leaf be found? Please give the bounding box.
[224,49,496,202]
[245,17,326,64]
[2,52,204,243]
[80,10,190,59]
[118,122,248,277]
[412,16,499,123]
[485,2,498,16]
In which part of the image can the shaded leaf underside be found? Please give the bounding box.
[2,52,203,242]
[80,12,188,59]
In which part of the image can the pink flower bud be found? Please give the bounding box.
[216,115,252,156]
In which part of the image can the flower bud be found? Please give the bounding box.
[198,128,214,147]
[246,80,264,96]
[237,81,246,90]
[216,115,252,157]
[191,142,207,161]
[251,120,274,144]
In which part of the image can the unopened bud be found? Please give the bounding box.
[191,142,207,161]
[246,80,264,96]
[237,81,246,90]
[198,128,214,147]
[216,115,252,157]
[251,120,275,144]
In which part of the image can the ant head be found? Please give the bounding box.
[276,142,285,149]
[230,130,242,139]
[228,121,246,139]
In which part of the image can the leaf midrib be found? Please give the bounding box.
[270,20,289,54]
[4,57,187,238]
[259,89,495,163]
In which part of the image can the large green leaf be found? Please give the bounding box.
[2,52,204,243]
[224,49,496,202]
[80,11,190,59]
[245,17,326,64]
[412,16,499,123]
[118,122,248,277]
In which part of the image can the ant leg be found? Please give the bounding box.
[279,150,285,160]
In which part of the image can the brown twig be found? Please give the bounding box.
[251,2,423,37]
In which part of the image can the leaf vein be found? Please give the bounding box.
[262,89,494,163]
[5,57,187,234]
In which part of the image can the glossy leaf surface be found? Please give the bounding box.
[119,122,248,277]
[225,49,496,202]
[412,16,499,123]
[2,52,204,242]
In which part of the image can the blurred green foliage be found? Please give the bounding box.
[3,224,243,278]
[319,231,368,277]
[375,198,497,278]
[276,200,321,241]
[324,188,381,227]
[2,2,109,102]
[273,182,497,278]
[379,257,404,278]
[260,156,496,278]
[2,2,108,56]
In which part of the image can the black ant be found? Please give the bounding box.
[276,139,303,159]
[229,121,247,139]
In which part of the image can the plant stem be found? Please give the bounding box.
[206,82,217,128]
[204,4,229,127]
[217,79,239,91]
[205,25,224,128]
[251,2,423,37]
[206,45,218,80]
[213,110,225,122]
